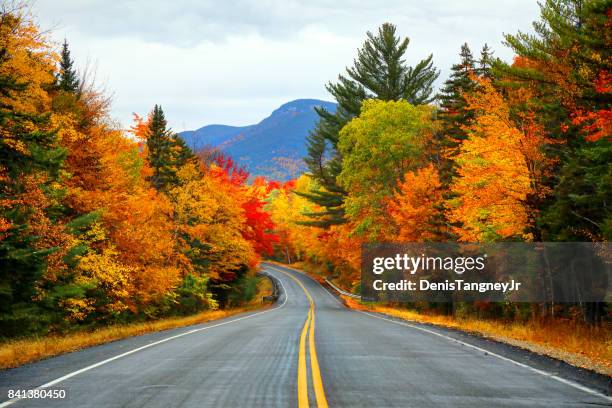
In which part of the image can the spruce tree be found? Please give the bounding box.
[57,39,79,93]
[146,105,195,192]
[146,105,175,191]
[300,23,440,227]
[435,43,477,186]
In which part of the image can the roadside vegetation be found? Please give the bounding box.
[0,275,274,369]
[0,3,280,344]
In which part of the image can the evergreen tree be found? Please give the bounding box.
[146,105,196,192]
[172,133,197,169]
[434,43,495,187]
[0,48,65,335]
[300,23,440,227]
[146,105,175,191]
[435,43,477,180]
[57,39,79,93]
[477,43,494,78]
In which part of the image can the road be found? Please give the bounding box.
[0,263,609,407]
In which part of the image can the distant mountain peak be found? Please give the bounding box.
[179,99,337,180]
[271,98,335,115]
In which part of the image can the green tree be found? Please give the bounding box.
[147,105,175,190]
[435,43,477,186]
[146,105,196,192]
[337,99,434,238]
[477,44,494,78]
[0,48,66,335]
[542,142,611,241]
[300,23,440,228]
[57,39,79,93]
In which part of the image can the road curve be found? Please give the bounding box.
[0,263,609,407]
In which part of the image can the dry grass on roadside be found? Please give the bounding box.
[343,297,612,376]
[0,276,275,370]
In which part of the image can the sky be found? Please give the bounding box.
[34,0,541,131]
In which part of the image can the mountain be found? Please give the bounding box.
[179,99,337,180]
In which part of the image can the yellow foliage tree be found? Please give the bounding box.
[448,78,534,242]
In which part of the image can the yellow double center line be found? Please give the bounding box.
[267,266,328,408]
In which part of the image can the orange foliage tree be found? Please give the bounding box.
[386,164,445,242]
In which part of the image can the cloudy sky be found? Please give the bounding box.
[34,0,541,131]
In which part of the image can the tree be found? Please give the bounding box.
[337,99,434,238]
[0,8,67,334]
[171,161,255,286]
[57,39,79,93]
[387,165,445,242]
[448,78,535,242]
[477,44,494,78]
[435,43,478,185]
[145,105,184,192]
[300,23,440,228]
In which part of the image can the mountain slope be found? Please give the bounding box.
[179,99,336,180]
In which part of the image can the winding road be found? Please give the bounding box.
[0,263,609,407]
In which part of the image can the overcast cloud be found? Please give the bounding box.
[34,0,541,131]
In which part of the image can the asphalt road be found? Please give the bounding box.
[0,263,610,407]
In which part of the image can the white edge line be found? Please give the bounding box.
[0,276,288,408]
[358,310,612,403]
[267,263,612,403]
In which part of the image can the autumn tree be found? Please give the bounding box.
[301,23,440,228]
[448,78,536,242]
[387,165,445,242]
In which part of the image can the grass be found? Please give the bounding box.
[0,276,275,370]
[343,296,612,376]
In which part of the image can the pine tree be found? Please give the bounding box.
[300,23,440,227]
[172,134,197,170]
[57,39,79,93]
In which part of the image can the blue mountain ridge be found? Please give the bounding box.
[179,99,337,180]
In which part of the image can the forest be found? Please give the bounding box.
[0,0,610,346]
